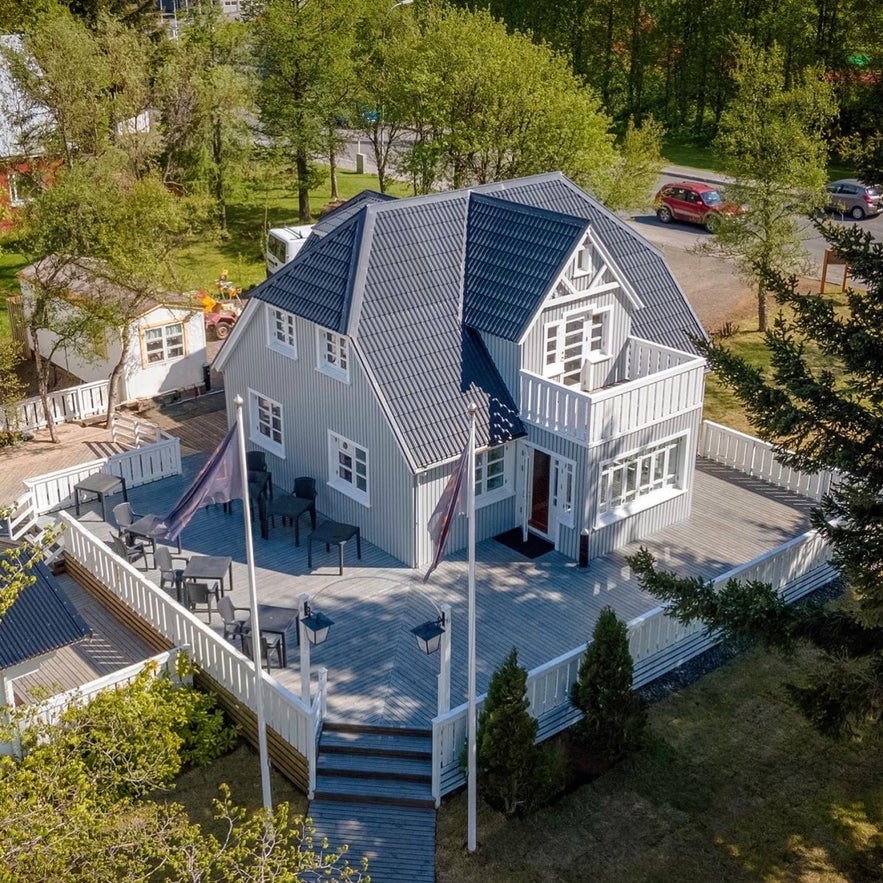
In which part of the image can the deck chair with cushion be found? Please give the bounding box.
[186,581,220,623]
[241,631,284,673]
[111,532,147,568]
[155,545,190,595]
[218,596,250,643]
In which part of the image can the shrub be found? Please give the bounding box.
[475,647,563,816]
[571,606,647,762]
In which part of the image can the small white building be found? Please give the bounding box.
[18,258,207,403]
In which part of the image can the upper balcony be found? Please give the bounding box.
[519,336,706,445]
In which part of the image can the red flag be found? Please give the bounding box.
[425,441,470,581]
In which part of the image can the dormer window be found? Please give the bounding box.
[316,327,350,383]
[544,308,612,384]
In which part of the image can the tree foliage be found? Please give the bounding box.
[571,606,646,761]
[630,222,883,738]
[0,662,367,881]
[475,647,563,816]
[708,38,836,331]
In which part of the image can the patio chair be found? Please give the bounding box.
[112,501,142,536]
[246,450,268,472]
[294,476,317,502]
[111,532,147,568]
[218,595,250,643]
[155,545,189,594]
[186,581,220,624]
[241,631,284,673]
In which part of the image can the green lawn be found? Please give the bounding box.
[436,644,883,883]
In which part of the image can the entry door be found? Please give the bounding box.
[529,449,551,535]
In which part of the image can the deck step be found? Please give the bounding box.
[322,721,431,739]
[314,773,434,808]
[320,728,432,759]
[317,751,431,782]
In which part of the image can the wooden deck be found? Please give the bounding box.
[64,450,815,730]
[11,571,155,705]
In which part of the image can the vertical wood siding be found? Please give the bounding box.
[222,306,417,565]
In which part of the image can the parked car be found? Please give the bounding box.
[823,179,883,220]
[654,182,741,232]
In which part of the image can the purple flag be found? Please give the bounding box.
[155,424,242,541]
[425,441,470,582]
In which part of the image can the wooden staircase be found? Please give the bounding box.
[308,722,437,882]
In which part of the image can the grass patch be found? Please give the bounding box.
[152,741,308,843]
[661,137,722,172]
[436,645,883,883]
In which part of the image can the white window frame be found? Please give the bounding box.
[266,305,297,358]
[328,430,369,506]
[596,433,686,527]
[316,327,350,383]
[142,321,185,366]
[543,307,613,382]
[551,456,575,528]
[475,443,514,508]
[572,239,594,277]
[248,389,285,459]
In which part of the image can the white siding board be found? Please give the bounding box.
[222,308,417,565]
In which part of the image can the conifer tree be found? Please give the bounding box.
[572,606,646,761]
[475,647,540,817]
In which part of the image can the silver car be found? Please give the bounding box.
[824,179,883,220]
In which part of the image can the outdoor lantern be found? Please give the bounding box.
[301,604,334,646]
[411,614,446,655]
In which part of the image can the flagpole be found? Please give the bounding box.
[466,402,478,853]
[234,395,272,812]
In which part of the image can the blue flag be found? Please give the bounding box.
[155,424,242,541]
[424,441,470,582]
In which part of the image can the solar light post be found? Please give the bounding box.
[298,592,334,706]
[411,601,452,716]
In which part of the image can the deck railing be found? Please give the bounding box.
[0,380,110,433]
[520,344,705,445]
[59,513,320,765]
[430,524,835,802]
[1,647,188,757]
[699,421,838,501]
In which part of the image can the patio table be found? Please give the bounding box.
[126,514,182,558]
[266,495,317,546]
[183,554,233,597]
[307,520,361,575]
[245,605,298,666]
[74,472,128,521]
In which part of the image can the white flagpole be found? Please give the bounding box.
[234,395,272,812]
[466,403,478,852]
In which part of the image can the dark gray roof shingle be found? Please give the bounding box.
[0,561,91,669]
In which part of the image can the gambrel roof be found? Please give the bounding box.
[0,561,91,670]
[227,173,705,469]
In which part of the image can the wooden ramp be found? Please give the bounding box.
[308,723,436,883]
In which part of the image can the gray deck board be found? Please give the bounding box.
[68,451,814,730]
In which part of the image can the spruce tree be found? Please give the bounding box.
[572,606,647,761]
[475,647,539,817]
[630,222,883,737]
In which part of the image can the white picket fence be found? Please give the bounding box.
[1,647,188,757]
[3,414,181,542]
[699,421,838,501]
[431,523,836,801]
[59,514,323,781]
[0,380,110,433]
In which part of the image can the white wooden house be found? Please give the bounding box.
[215,174,708,567]
[17,258,207,404]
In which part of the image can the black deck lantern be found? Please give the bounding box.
[301,603,334,646]
[411,613,446,655]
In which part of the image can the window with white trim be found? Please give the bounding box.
[598,436,683,519]
[143,322,185,364]
[249,390,284,458]
[267,306,297,357]
[316,327,350,381]
[543,309,611,384]
[475,445,513,506]
[7,171,36,207]
[551,457,575,527]
[573,241,594,276]
[328,430,368,505]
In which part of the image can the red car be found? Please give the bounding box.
[654,182,740,232]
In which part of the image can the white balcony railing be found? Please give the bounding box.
[520,339,706,445]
